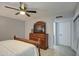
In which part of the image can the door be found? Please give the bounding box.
[55,21,71,46]
[73,18,79,51]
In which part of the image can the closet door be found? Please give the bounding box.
[73,18,79,52]
[56,21,71,46]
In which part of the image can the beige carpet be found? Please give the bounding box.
[40,49,60,56]
[40,46,76,56]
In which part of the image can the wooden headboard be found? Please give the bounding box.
[14,35,41,56]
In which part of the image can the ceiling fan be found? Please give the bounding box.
[4,2,37,17]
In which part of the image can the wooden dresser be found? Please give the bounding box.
[29,21,48,50]
[29,33,48,49]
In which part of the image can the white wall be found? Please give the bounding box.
[25,18,54,48]
[0,16,25,41]
[73,3,79,21]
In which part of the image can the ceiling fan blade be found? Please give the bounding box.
[26,11,36,13]
[25,13,30,17]
[15,12,20,15]
[5,6,19,11]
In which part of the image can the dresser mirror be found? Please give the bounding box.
[34,21,46,33]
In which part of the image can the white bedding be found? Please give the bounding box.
[0,40,39,56]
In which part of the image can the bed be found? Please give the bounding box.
[0,36,41,56]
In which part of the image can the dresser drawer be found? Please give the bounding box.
[29,33,48,49]
[30,33,46,39]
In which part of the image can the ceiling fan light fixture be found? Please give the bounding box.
[5,2,36,17]
[20,11,25,15]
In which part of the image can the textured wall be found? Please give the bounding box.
[0,16,25,41]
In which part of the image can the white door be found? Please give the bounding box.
[56,21,71,46]
[73,18,79,51]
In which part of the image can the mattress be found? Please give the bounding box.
[0,40,39,56]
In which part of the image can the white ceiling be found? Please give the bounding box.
[0,2,78,21]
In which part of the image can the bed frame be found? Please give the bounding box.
[14,36,41,56]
